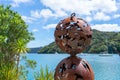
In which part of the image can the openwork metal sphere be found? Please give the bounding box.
[54,13,92,55]
[54,56,94,80]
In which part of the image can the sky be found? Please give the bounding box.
[0,0,120,48]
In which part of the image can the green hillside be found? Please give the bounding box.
[38,30,120,54]
[28,47,42,53]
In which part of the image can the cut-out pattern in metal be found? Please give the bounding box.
[55,13,92,56]
[54,13,94,80]
[54,56,94,80]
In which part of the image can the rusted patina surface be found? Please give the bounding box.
[54,56,94,80]
[54,13,94,80]
[54,13,92,55]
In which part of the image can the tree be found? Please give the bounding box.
[0,5,34,65]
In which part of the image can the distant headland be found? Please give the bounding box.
[29,29,120,54]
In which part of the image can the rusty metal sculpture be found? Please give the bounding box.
[54,13,94,80]
[55,13,92,56]
[54,56,94,80]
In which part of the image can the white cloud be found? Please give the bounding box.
[54,10,67,17]
[39,9,55,19]
[21,16,35,23]
[11,0,32,7]
[41,0,92,15]
[43,23,120,32]
[31,10,41,18]
[32,29,39,32]
[43,24,57,30]
[85,16,92,22]
[94,12,111,21]
[41,0,118,16]
[40,0,118,22]
[31,9,54,19]
[30,9,67,19]
[91,0,117,13]
[92,24,120,32]
[113,14,120,18]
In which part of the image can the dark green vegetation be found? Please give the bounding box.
[0,5,34,63]
[39,30,120,54]
[38,42,64,53]
[0,5,54,80]
[34,66,54,80]
[0,5,34,80]
[28,47,42,53]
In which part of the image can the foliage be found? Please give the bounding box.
[38,30,120,54]
[25,59,37,69]
[0,5,54,80]
[0,58,27,80]
[28,47,41,53]
[0,54,37,80]
[0,63,19,80]
[0,5,34,63]
[34,66,54,80]
[0,5,34,80]
[0,55,53,80]
[38,42,64,53]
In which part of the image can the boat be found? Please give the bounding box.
[99,54,113,56]
[99,51,113,56]
[55,52,58,54]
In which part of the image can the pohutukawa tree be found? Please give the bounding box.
[0,5,34,66]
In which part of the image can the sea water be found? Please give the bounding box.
[21,54,120,80]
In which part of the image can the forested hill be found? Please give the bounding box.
[28,47,42,53]
[38,29,120,54]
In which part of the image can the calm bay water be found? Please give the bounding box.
[22,53,120,80]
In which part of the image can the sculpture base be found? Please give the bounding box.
[54,56,94,80]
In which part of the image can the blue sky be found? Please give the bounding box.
[0,0,120,48]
